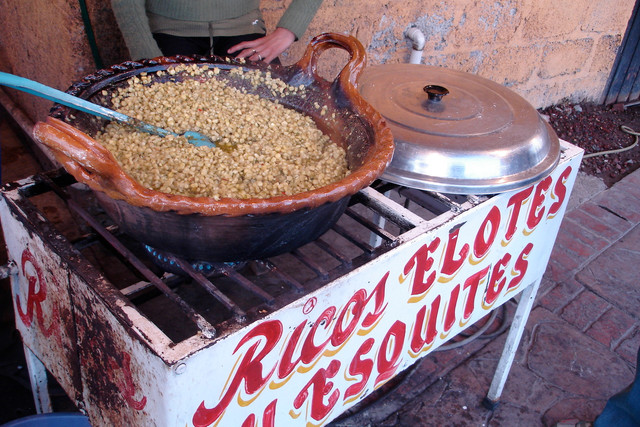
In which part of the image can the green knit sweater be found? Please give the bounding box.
[111,0,323,60]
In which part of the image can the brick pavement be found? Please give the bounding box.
[333,169,640,426]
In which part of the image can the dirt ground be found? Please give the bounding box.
[539,102,640,187]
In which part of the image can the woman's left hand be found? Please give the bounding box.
[228,27,296,63]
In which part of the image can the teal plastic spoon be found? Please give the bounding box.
[0,71,216,148]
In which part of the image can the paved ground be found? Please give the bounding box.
[0,109,639,426]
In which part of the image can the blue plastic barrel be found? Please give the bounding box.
[0,413,91,427]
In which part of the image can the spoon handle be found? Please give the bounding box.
[0,71,173,137]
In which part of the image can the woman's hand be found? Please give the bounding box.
[228,27,296,63]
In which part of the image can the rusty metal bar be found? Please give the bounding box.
[25,170,472,341]
[344,207,396,242]
[38,175,217,338]
[353,187,424,229]
[314,237,352,267]
[291,248,329,280]
[400,188,450,214]
[331,223,375,254]
[71,225,119,251]
[400,187,464,214]
[171,257,247,322]
[218,264,275,305]
[252,260,305,292]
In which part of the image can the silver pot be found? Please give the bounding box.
[358,64,560,194]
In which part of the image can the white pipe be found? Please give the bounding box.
[406,27,426,64]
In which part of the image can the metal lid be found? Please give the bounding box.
[358,64,560,194]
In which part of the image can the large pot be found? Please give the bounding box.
[33,33,394,262]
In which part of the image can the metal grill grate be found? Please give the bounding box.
[10,169,486,343]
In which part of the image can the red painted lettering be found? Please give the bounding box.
[344,338,375,400]
[376,321,406,385]
[109,352,147,410]
[484,253,511,306]
[362,272,389,328]
[279,279,387,382]
[462,266,491,319]
[15,250,59,338]
[507,243,534,291]
[505,186,534,241]
[242,399,277,427]
[278,322,306,379]
[549,166,572,216]
[302,307,336,364]
[526,176,553,230]
[293,359,341,421]
[263,399,277,427]
[443,285,460,334]
[410,296,441,354]
[473,206,501,259]
[192,321,283,427]
[242,414,254,427]
[441,228,469,276]
[331,290,366,347]
[404,238,441,296]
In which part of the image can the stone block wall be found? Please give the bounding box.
[0,0,635,124]
[0,0,129,122]
[282,0,635,108]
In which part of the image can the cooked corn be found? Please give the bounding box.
[95,64,348,199]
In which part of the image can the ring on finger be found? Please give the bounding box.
[258,54,263,61]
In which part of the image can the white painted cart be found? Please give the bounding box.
[1,142,582,426]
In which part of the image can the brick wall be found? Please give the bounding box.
[0,0,635,123]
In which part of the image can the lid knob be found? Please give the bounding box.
[423,85,449,102]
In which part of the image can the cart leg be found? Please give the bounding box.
[483,277,541,410]
[23,344,52,414]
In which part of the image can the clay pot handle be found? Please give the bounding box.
[294,32,367,92]
[33,117,117,173]
[32,117,146,200]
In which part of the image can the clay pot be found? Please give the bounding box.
[33,33,394,262]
